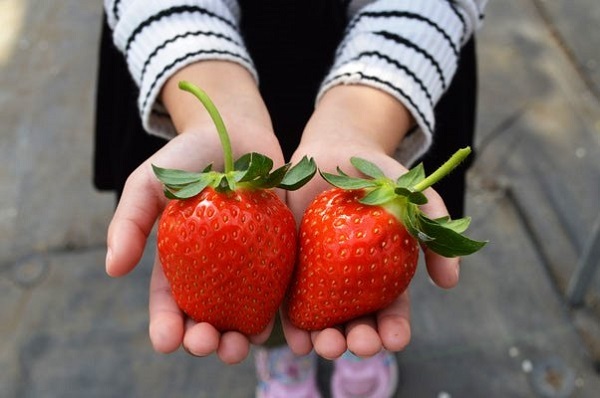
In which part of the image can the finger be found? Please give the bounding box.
[425,249,460,289]
[280,308,313,356]
[217,331,251,364]
[249,316,275,346]
[377,291,411,352]
[183,319,251,363]
[182,317,256,361]
[180,290,272,354]
[419,185,450,221]
[106,164,164,277]
[148,259,184,353]
[311,327,347,360]
[345,316,382,358]
[418,187,461,288]
[183,321,220,357]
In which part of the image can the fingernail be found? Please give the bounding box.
[105,248,112,272]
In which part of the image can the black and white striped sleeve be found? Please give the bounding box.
[104,0,254,139]
[321,0,488,165]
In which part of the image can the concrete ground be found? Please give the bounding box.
[1,0,599,397]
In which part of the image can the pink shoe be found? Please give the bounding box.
[331,350,399,398]
[255,346,321,398]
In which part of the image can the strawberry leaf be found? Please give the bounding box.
[359,187,396,206]
[401,203,433,242]
[350,157,386,179]
[336,166,350,177]
[434,216,472,234]
[394,187,428,205]
[257,164,290,189]
[163,188,179,200]
[278,156,317,191]
[170,182,208,199]
[397,163,426,188]
[152,165,206,186]
[235,152,274,183]
[409,191,428,205]
[416,213,487,257]
[321,171,378,190]
[165,174,215,199]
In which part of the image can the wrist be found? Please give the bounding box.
[302,85,414,156]
[161,61,272,136]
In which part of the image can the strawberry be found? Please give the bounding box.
[287,149,487,331]
[153,81,316,335]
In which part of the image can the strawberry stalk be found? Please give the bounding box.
[412,147,471,192]
[178,81,234,174]
[320,147,487,257]
[152,81,317,198]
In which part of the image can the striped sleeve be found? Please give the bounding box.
[321,0,488,166]
[103,0,254,139]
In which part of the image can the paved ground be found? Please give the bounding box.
[1,0,599,397]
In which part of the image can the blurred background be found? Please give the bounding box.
[1,0,599,397]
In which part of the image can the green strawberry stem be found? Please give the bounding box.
[153,81,317,199]
[412,147,471,192]
[178,81,234,174]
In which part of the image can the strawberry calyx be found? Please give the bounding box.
[320,147,487,257]
[152,81,317,199]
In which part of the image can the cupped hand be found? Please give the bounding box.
[106,125,284,364]
[280,86,461,360]
[283,146,460,360]
[105,61,285,364]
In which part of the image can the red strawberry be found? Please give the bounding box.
[154,81,316,335]
[287,150,487,331]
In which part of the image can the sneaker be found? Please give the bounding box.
[331,350,399,398]
[255,346,321,398]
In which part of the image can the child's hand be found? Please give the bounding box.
[283,150,459,359]
[281,85,460,360]
[107,128,284,363]
[105,61,283,364]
